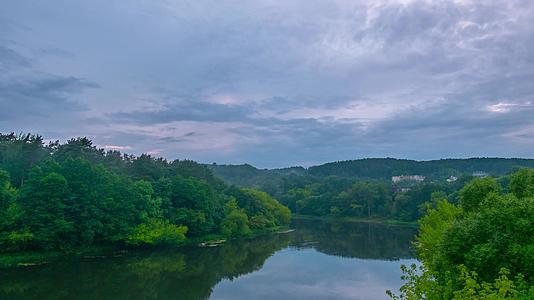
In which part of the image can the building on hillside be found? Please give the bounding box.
[391,175,426,183]
[472,171,489,178]
[446,175,458,183]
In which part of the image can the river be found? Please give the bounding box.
[0,219,417,300]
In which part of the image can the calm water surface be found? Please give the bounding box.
[0,219,417,300]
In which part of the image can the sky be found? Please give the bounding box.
[1,0,534,168]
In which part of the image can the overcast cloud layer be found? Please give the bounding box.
[1,0,534,167]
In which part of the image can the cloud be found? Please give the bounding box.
[0,74,97,121]
[0,37,98,138]
[0,46,31,71]
[112,97,252,124]
[1,0,534,167]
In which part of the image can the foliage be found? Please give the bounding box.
[127,219,187,246]
[0,133,291,253]
[388,264,534,300]
[220,199,250,236]
[210,158,534,185]
[459,177,501,211]
[390,169,534,299]
[228,188,291,229]
[416,199,461,268]
[510,168,534,199]
[210,161,485,222]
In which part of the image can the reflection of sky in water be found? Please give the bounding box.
[210,247,418,300]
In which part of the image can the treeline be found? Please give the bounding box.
[209,165,474,222]
[209,160,529,222]
[209,158,534,184]
[277,176,476,221]
[0,133,290,253]
[308,158,534,179]
[389,169,534,299]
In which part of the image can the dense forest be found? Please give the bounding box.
[208,159,528,222]
[0,133,290,255]
[389,169,534,298]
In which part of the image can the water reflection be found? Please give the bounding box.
[290,219,416,259]
[0,219,416,300]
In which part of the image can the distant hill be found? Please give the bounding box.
[208,158,534,187]
[207,163,307,188]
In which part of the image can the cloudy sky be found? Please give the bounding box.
[1,0,534,168]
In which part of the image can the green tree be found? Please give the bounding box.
[18,171,73,250]
[510,168,534,199]
[160,176,221,237]
[459,177,501,211]
[231,188,291,229]
[0,133,48,187]
[0,169,18,231]
[220,199,250,236]
[391,170,534,299]
[0,133,294,254]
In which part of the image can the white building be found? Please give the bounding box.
[446,176,458,183]
[392,175,426,183]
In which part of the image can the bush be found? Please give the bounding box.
[127,219,187,246]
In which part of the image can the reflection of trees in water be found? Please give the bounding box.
[290,219,417,260]
[0,221,416,299]
[0,235,291,300]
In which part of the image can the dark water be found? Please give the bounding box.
[0,219,417,300]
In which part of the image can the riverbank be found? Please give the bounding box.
[0,217,416,268]
[292,214,418,227]
[0,225,290,268]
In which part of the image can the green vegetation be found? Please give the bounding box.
[209,158,534,184]
[4,132,534,297]
[209,167,472,222]
[0,133,291,261]
[388,169,534,299]
[209,159,530,223]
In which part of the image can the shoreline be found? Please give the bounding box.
[0,216,417,268]
[0,225,289,269]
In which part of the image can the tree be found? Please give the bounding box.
[0,133,48,187]
[510,168,534,199]
[18,171,73,250]
[0,169,18,231]
[391,170,534,299]
[159,176,221,237]
[220,199,250,236]
[459,177,501,211]
[229,188,291,229]
[52,137,104,164]
[129,154,168,181]
[0,133,293,254]
[0,169,24,250]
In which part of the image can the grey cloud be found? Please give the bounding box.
[159,132,196,143]
[0,76,97,120]
[0,46,31,71]
[0,39,98,137]
[112,98,252,124]
[1,1,534,167]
